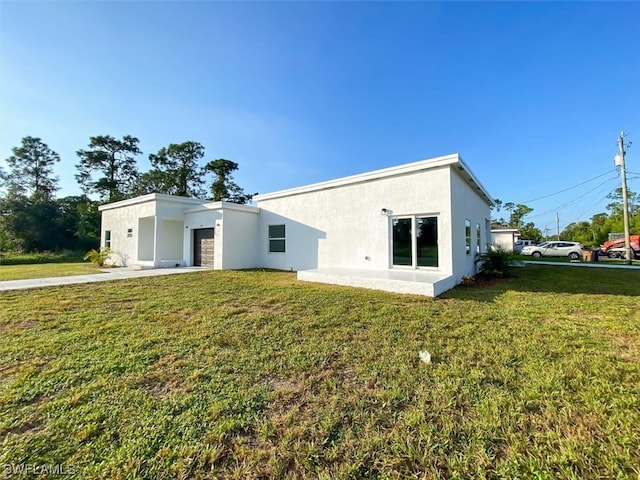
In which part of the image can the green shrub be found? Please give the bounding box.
[83,247,112,267]
[476,247,516,278]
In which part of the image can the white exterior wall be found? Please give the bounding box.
[449,168,493,282]
[255,166,454,273]
[101,201,156,266]
[184,208,221,267]
[492,231,517,252]
[160,219,184,263]
[99,195,207,267]
[220,209,260,269]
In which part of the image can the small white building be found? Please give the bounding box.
[490,225,520,252]
[98,153,494,296]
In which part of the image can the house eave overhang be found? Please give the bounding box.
[183,201,260,214]
[98,193,208,212]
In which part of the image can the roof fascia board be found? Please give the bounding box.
[184,201,260,214]
[254,153,461,202]
[98,193,207,211]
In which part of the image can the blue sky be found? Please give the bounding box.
[1,1,639,233]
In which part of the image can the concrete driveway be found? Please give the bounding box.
[0,266,212,292]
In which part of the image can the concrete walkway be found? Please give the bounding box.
[0,266,212,292]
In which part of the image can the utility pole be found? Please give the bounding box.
[615,132,633,265]
[544,226,550,241]
[556,212,560,240]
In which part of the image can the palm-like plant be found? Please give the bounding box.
[83,247,112,267]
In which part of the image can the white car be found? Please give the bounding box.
[520,241,583,260]
[514,239,535,253]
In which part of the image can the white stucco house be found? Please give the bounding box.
[98,153,494,297]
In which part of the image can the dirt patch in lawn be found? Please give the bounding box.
[0,418,44,444]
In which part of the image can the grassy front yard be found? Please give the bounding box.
[1,266,639,478]
[0,263,102,281]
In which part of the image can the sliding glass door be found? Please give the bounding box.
[416,216,438,267]
[392,216,438,268]
[392,218,412,266]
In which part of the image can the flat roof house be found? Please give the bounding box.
[98,153,494,297]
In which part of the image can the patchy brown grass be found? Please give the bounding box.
[0,267,638,479]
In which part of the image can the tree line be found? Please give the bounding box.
[0,135,254,253]
[558,188,639,246]
[491,200,543,242]
[492,190,640,246]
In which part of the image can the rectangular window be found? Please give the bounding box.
[485,219,492,251]
[476,223,481,254]
[127,228,133,238]
[465,219,471,255]
[268,224,286,253]
[105,230,112,248]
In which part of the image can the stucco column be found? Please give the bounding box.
[153,215,163,267]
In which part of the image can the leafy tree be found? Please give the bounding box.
[204,159,255,204]
[519,222,543,242]
[4,136,60,200]
[590,213,610,246]
[509,204,534,228]
[56,195,100,250]
[76,135,141,202]
[606,187,639,217]
[0,193,63,251]
[504,202,515,218]
[132,170,169,197]
[135,141,205,197]
[561,221,595,246]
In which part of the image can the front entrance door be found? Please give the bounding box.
[193,228,214,267]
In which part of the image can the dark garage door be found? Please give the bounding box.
[193,228,214,267]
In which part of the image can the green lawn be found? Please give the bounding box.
[0,262,102,281]
[1,267,639,479]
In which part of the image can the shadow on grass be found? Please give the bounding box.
[442,264,640,302]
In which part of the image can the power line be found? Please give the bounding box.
[520,170,617,203]
[558,185,621,230]
[525,177,621,221]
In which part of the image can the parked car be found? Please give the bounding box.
[514,239,535,253]
[520,241,584,259]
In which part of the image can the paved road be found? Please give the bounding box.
[0,267,212,292]
[521,260,640,269]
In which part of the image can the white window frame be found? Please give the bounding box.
[390,214,439,269]
[465,219,472,255]
[268,224,286,254]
